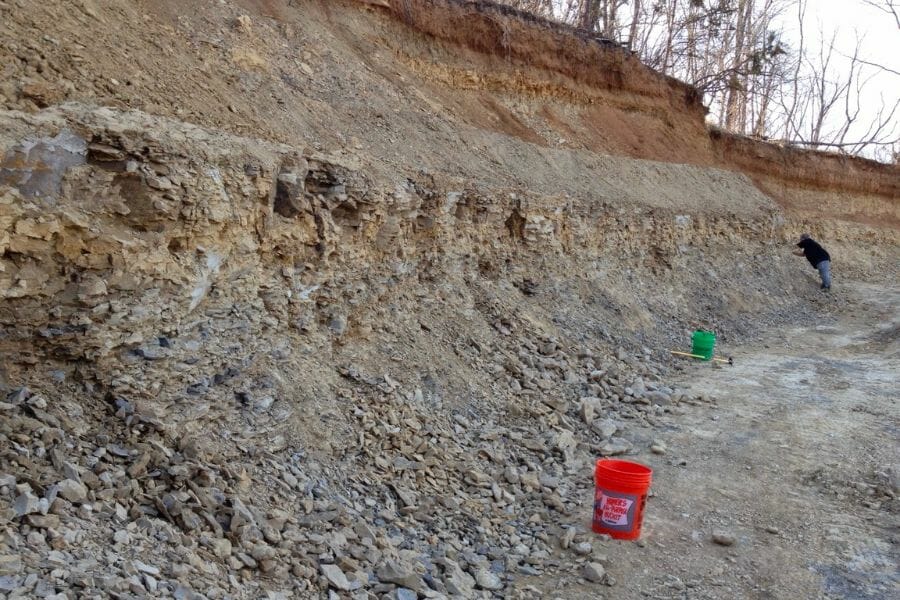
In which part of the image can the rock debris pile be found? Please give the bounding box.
[1,328,706,599]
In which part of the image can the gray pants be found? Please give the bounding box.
[816,260,832,289]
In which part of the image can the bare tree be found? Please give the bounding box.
[492,0,898,160]
[773,17,900,156]
[578,0,601,30]
[724,0,752,130]
[627,0,641,49]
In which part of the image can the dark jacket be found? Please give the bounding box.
[797,238,830,268]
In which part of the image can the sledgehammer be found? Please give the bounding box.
[669,350,734,365]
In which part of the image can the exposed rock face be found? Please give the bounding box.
[0,1,897,599]
[1,102,894,600]
[4,103,866,367]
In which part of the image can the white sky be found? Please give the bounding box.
[796,0,900,73]
[776,0,900,152]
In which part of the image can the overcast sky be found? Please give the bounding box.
[796,0,899,74]
[779,0,900,153]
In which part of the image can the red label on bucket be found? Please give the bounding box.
[594,488,639,531]
[598,494,633,526]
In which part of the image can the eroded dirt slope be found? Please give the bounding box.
[0,1,898,600]
[1,1,897,221]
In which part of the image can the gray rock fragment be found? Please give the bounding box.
[582,561,606,583]
[320,563,352,591]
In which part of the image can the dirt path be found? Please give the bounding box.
[533,282,899,600]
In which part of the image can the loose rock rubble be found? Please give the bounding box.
[1,1,896,599]
[0,336,702,600]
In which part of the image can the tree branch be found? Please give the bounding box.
[836,52,900,77]
[861,0,900,29]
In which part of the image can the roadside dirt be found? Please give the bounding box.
[532,282,899,600]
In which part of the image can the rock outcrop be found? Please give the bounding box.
[0,1,897,599]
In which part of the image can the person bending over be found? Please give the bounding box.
[794,233,831,290]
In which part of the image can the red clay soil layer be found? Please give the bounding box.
[367,0,899,204]
[712,130,900,199]
[381,0,705,115]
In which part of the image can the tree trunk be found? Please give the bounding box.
[579,0,602,31]
[603,0,618,38]
[725,0,753,131]
[661,0,679,75]
[627,0,640,49]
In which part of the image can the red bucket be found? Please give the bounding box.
[593,459,653,540]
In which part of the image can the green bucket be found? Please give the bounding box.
[691,330,716,361]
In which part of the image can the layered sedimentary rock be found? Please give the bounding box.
[0,1,897,599]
